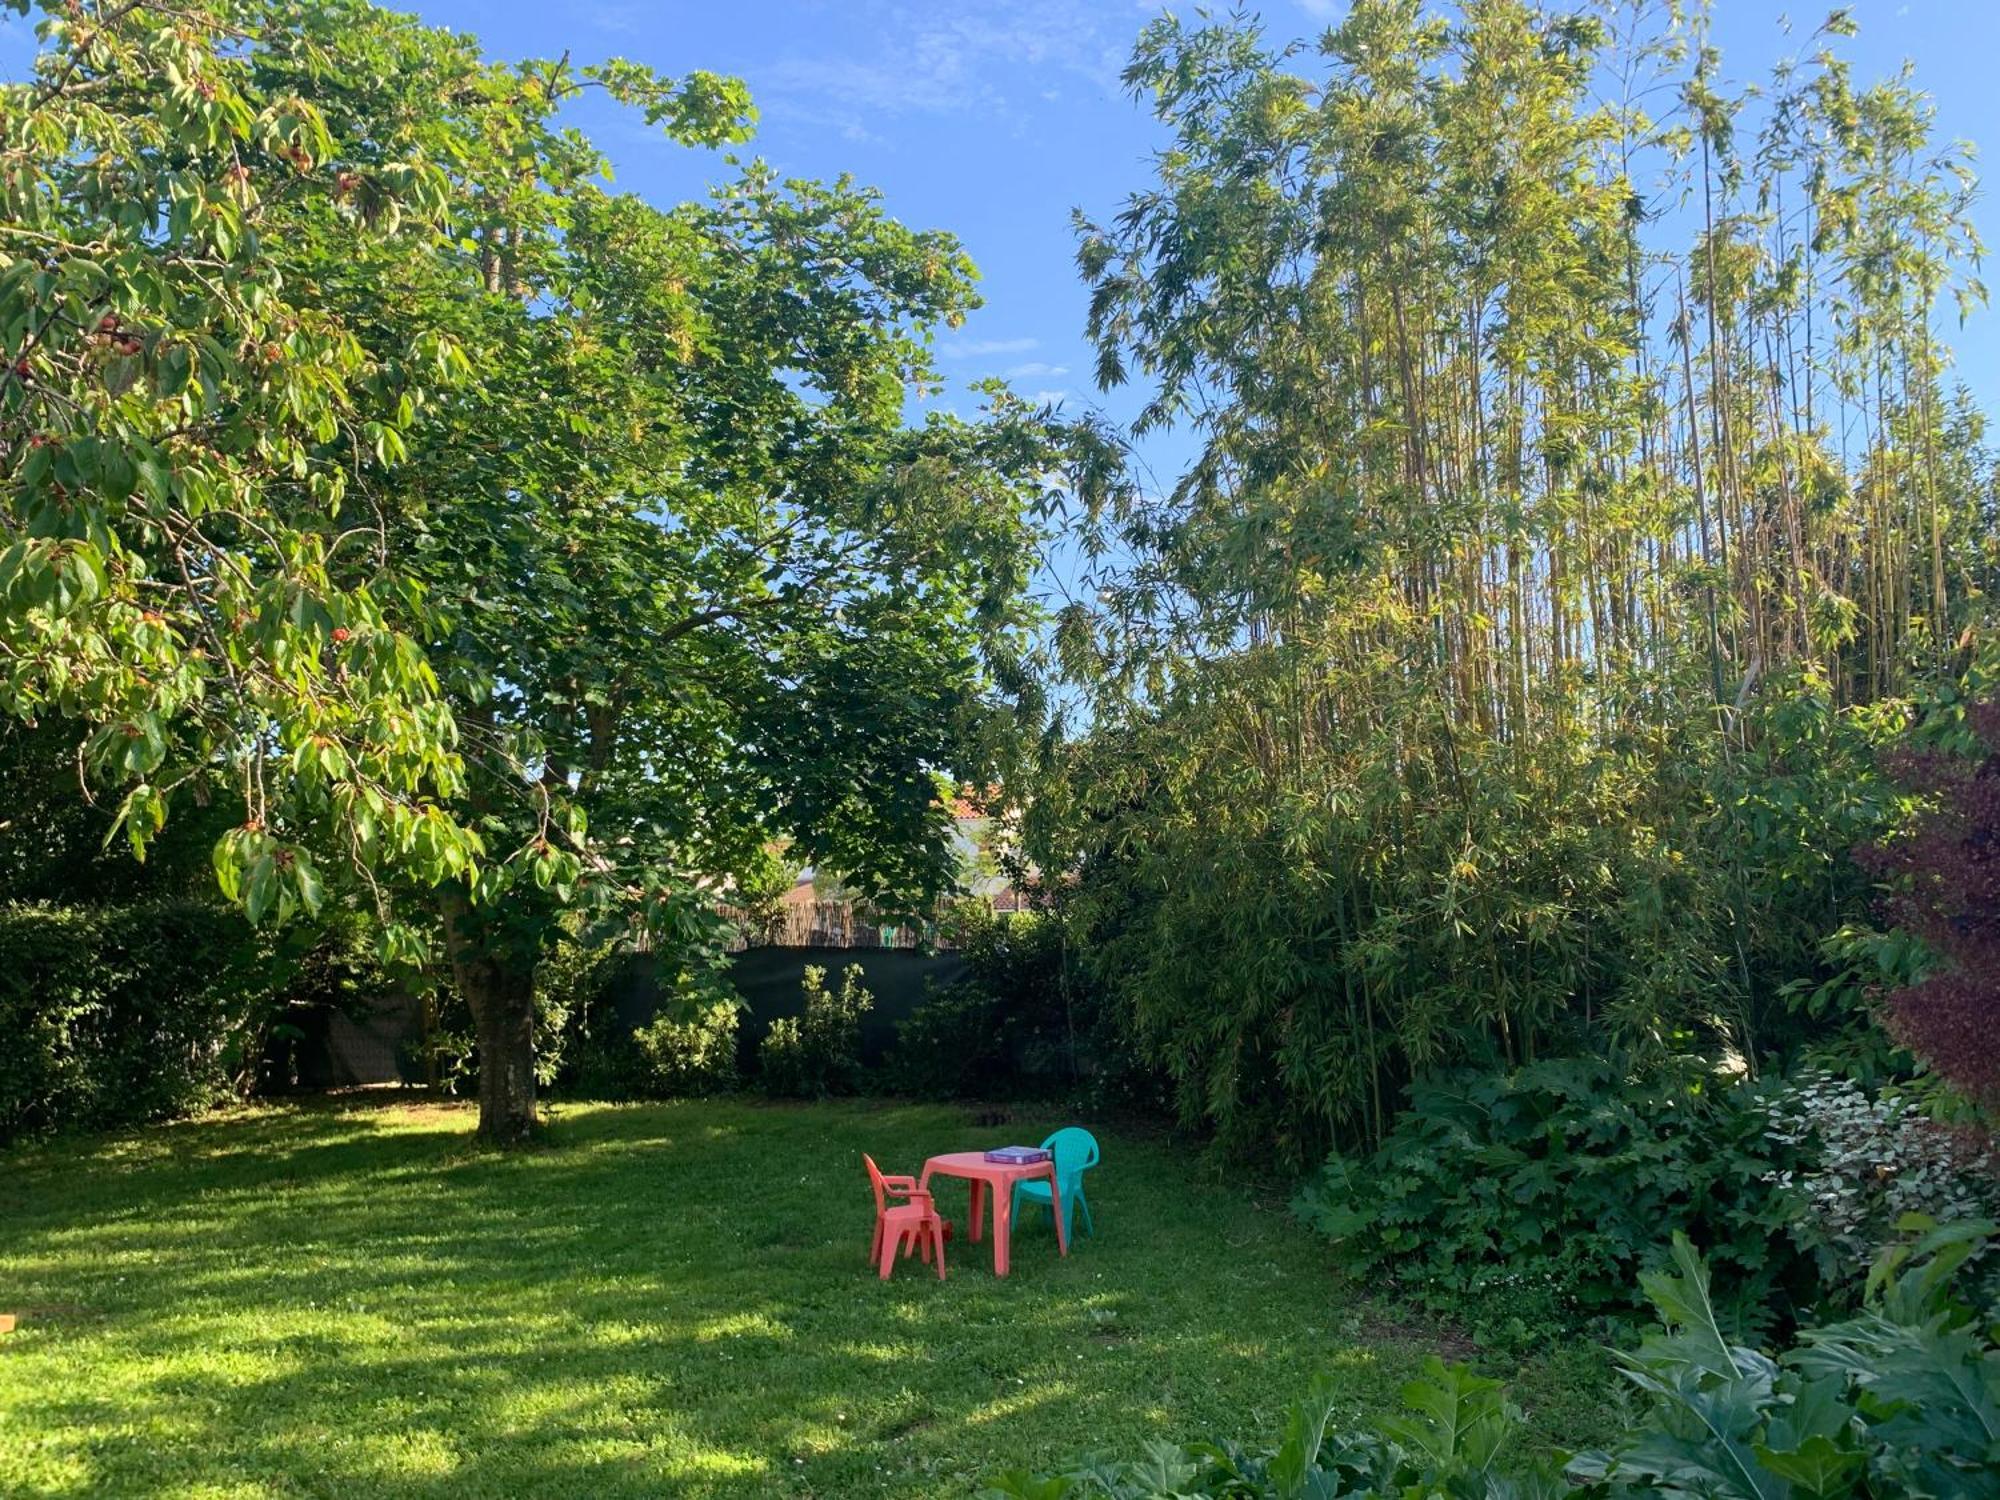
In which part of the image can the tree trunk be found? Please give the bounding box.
[440,888,539,1146]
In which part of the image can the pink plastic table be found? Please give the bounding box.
[920,1151,1068,1277]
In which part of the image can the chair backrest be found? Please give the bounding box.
[863,1153,889,1216]
[1039,1127,1100,1179]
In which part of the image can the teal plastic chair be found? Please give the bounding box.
[1012,1127,1098,1242]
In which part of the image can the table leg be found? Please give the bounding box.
[1049,1167,1068,1257]
[993,1181,1011,1277]
[968,1179,986,1243]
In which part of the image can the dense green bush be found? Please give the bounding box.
[892,980,1010,1098]
[984,1220,2000,1499]
[553,944,747,1101]
[1766,1070,2000,1291]
[759,964,871,1098]
[920,905,1078,1092]
[0,900,269,1143]
[1038,661,1922,1167]
[1292,1057,1820,1344]
[893,903,1163,1107]
[564,989,741,1101]
[631,1002,741,1097]
[0,725,303,1140]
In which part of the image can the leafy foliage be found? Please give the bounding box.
[0,0,1074,1143]
[1292,1058,1820,1344]
[0,900,269,1142]
[1765,1071,2000,1289]
[986,1222,2000,1500]
[1574,1221,2000,1498]
[891,981,1013,1100]
[759,964,872,1099]
[630,1002,741,1099]
[891,904,1140,1102]
[1861,698,2000,1111]
[1026,0,1994,1166]
[981,1360,1542,1500]
[0,720,235,903]
[0,0,509,917]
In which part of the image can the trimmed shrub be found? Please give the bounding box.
[759,964,870,1098]
[632,1001,740,1097]
[555,946,746,1101]
[0,900,268,1143]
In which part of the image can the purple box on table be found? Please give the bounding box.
[983,1145,1051,1165]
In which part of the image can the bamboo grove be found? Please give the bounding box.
[1028,0,2000,1162]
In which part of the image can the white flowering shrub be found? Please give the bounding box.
[1766,1070,2000,1282]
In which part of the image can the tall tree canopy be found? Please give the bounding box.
[1030,0,1999,1160]
[0,0,1066,1140]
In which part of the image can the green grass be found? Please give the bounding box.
[0,1097,1608,1497]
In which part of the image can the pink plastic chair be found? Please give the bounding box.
[864,1153,946,1280]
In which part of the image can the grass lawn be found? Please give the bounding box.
[0,1097,1608,1497]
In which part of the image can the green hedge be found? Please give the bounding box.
[0,900,267,1144]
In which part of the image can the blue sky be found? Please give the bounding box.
[4,0,1996,463]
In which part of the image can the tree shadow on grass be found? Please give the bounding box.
[1,1098,1416,1498]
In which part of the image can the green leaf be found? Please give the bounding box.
[1270,1374,1340,1495]
[1377,1357,1514,1474]
[1753,1434,1865,1498]
[1636,1233,1752,1381]
[244,855,278,925]
[292,852,324,917]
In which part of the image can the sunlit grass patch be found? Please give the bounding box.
[0,1097,1605,1497]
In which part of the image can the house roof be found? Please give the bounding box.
[948,784,999,820]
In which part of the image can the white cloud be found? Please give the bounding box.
[941,336,1040,358]
[1006,361,1069,378]
[756,1,1130,138]
[1031,388,1075,406]
[567,0,644,34]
